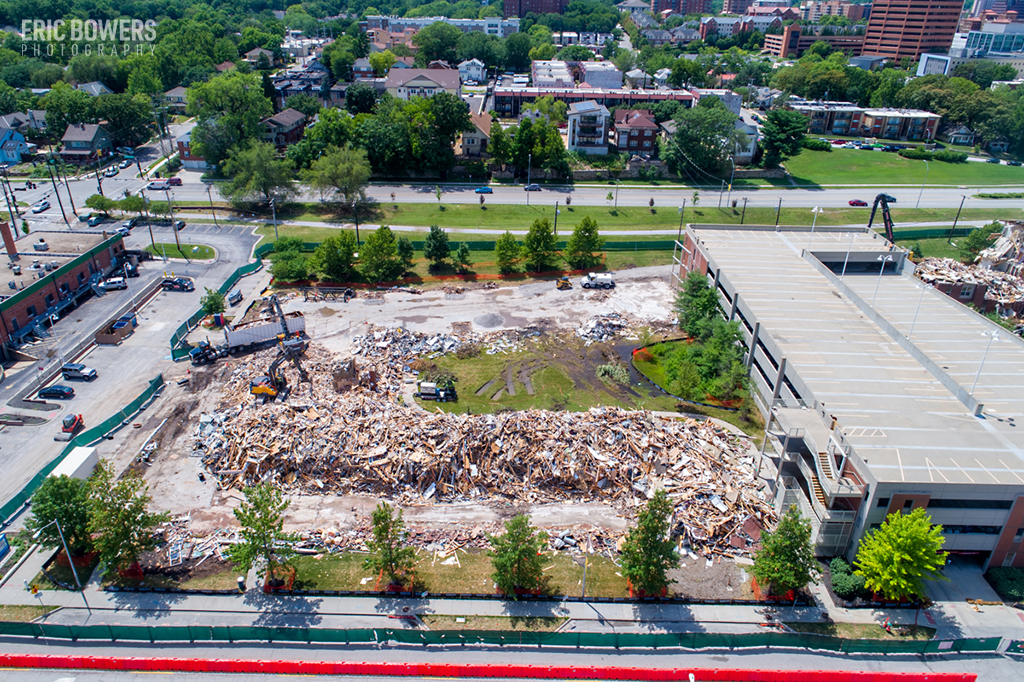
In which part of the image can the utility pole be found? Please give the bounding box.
[553,200,559,235]
[677,199,687,241]
[165,188,183,255]
[741,197,748,224]
[947,195,967,244]
[56,158,76,214]
[95,167,103,196]
[718,179,724,209]
[45,162,70,226]
[207,185,219,228]
[271,197,279,241]
[0,173,17,227]
[527,153,532,206]
[774,197,782,227]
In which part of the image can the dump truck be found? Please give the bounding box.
[189,310,306,365]
[416,380,457,402]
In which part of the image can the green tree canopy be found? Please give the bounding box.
[222,141,295,207]
[620,490,677,596]
[27,475,92,556]
[674,270,720,340]
[365,502,415,586]
[187,71,274,167]
[284,93,323,118]
[565,216,605,270]
[369,50,397,77]
[523,218,559,273]
[455,241,473,273]
[760,108,807,169]
[87,460,168,572]
[412,21,463,65]
[226,482,297,582]
[752,505,818,596]
[309,231,358,283]
[661,97,739,177]
[495,230,522,274]
[302,144,371,208]
[361,224,403,282]
[855,508,947,601]
[423,224,451,267]
[94,94,153,147]
[201,287,226,315]
[84,194,118,215]
[489,514,547,599]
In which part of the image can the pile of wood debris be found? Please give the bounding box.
[193,325,773,558]
[917,257,1024,307]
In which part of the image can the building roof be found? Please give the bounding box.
[614,109,658,129]
[76,81,113,97]
[459,58,485,67]
[216,61,236,71]
[468,112,492,138]
[165,86,188,98]
[687,224,1024,487]
[567,100,610,116]
[385,69,461,90]
[60,124,107,143]
[353,57,372,69]
[245,47,275,59]
[616,0,651,8]
[263,108,306,128]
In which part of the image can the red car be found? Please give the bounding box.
[849,199,868,207]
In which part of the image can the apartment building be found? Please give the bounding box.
[863,0,963,60]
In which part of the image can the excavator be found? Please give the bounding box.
[250,335,311,402]
[866,193,897,243]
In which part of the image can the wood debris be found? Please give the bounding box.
[917,257,1024,310]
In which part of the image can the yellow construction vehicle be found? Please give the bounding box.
[250,335,310,402]
[555,276,572,290]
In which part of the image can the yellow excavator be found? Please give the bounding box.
[250,336,310,401]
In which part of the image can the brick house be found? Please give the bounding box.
[59,124,112,165]
[613,109,659,156]
[176,129,207,170]
[459,112,492,157]
[261,108,307,150]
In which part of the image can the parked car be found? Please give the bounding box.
[147,181,169,190]
[474,186,493,194]
[119,159,133,169]
[103,276,127,290]
[842,143,856,149]
[104,166,118,177]
[174,220,186,230]
[849,199,868,207]
[168,177,182,186]
[87,215,106,226]
[115,226,131,237]
[123,263,139,277]
[61,363,97,381]
[1009,160,1022,166]
[38,385,75,400]
[987,157,1001,164]
[881,145,899,152]
[161,277,195,292]
[227,289,243,306]
[524,183,541,191]
[882,194,897,203]
[580,272,616,289]
[31,200,49,213]
[122,217,139,230]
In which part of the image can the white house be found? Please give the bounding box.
[459,59,486,83]
[567,100,610,156]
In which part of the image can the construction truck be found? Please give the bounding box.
[189,340,226,365]
[579,273,615,289]
[250,335,311,402]
[416,380,457,402]
[555,276,572,290]
[189,294,306,365]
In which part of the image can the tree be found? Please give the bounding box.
[557,44,594,61]
[87,460,168,573]
[455,242,473,273]
[42,83,95,139]
[752,505,817,596]
[345,82,378,115]
[959,222,1001,262]
[309,232,358,282]
[661,98,740,177]
[489,119,511,168]
[302,144,371,209]
[620,489,676,596]
[365,502,415,586]
[226,482,297,582]
[565,216,604,270]
[523,218,559,273]
[412,22,463,65]
[361,225,403,282]
[271,254,308,282]
[201,287,226,315]
[222,141,295,206]
[85,194,118,215]
[119,195,145,217]
[495,230,522,274]
[674,270,720,340]
[187,71,274,168]
[760,108,807,169]
[489,514,547,599]
[423,224,451,268]
[854,508,947,602]
[369,50,397,77]
[397,236,415,272]
[27,475,92,556]
[285,93,323,118]
[505,32,532,72]
[94,94,153,147]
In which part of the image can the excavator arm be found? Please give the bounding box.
[867,194,896,244]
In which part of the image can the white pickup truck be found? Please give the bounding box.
[579,273,616,289]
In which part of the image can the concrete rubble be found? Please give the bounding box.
[576,313,629,344]
[917,257,1024,310]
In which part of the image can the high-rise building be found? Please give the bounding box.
[723,0,756,14]
[651,0,713,15]
[503,0,568,19]
[863,0,965,60]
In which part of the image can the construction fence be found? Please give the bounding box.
[0,375,165,526]
[0,622,1007,654]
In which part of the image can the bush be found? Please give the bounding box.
[633,348,654,363]
[986,567,1024,602]
[270,254,308,282]
[934,149,968,163]
[829,556,867,599]
[596,363,629,384]
[898,147,933,161]
[802,138,832,152]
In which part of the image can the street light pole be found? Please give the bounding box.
[775,197,782,227]
[34,519,89,613]
[971,331,1000,394]
[553,201,560,235]
[915,160,929,209]
[947,195,967,244]
[807,206,822,250]
[840,231,855,280]
[727,158,735,208]
[908,284,927,340]
[124,263,138,313]
[740,197,748,224]
[207,185,219,228]
[677,199,687,241]
[871,254,893,306]
[271,198,279,241]
[165,189,182,254]
[527,153,532,206]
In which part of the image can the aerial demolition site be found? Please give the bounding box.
[109,271,774,592]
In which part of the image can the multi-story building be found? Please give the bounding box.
[673,223,1024,569]
[699,16,783,40]
[566,100,611,155]
[863,0,963,60]
[0,226,126,356]
[651,0,713,15]
[385,69,462,100]
[580,62,623,89]
[176,130,206,170]
[800,0,871,22]
[0,128,29,165]
[363,15,520,38]
[862,108,941,140]
[531,61,575,88]
[950,20,1024,57]
[764,23,866,58]
[59,124,112,165]
[494,85,696,117]
[459,59,486,83]
[723,0,756,13]
[261,109,308,150]
[787,100,866,135]
[504,0,568,19]
[613,109,659,155]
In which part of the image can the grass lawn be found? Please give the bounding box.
[785,148,1024,186]
[103,566,240,591]
[32,554,101,591]
[422,615,566,631]
[145,243,216,260]
[0,605,57,622]
[896,236,962,260]
[291,549,627,598]
[786,622,936,641]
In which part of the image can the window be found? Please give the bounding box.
[927,498,1012,510]
[77,273,85,284]
[876,497,890,508]
[630,141,638,147]
[1015,528,1024,543]
[940,525,1001,535]
[903,499,915,509]
[643,141,651,147]
[44,294,54,307]
[26,305,36,317]
[959,284,975,300]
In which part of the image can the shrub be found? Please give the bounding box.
[829,556,867,599]
[633,348,654,363]
[596,363,629,384]
[455,343,481,359]
[986,567,1024,602]
[898,147,933,161]
[934,149,968,163]
[802,138,832,152]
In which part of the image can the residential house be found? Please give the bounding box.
[393,57,416,69]
[0,110,45,136]
[385,69,462,99]
[630,11,658,29]
[215,61,236,72]
[261,108,308,150]
[669,27,701,45]
[613,109,659,156]
[59,124,112,165]
[176,129,207,170]
[459,59,486,83]
[428,60,454,70]
[624,69,652,88]
[459,112,492,157]
[989,137,1010,153]
[164,86,188,114]
[0,127,29,164]
[353,58,376,80]
[75,81,113,97]
[940,124,975,146]
[567,100,610,156]
[734,119,758,165]
[654,68,672,88]
[751,86,784,109]
[244,47,277,67]
[580,62,622,89]
[642,29,674,47]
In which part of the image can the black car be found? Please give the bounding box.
[987,157,1001,164]
[161,277,195,292]
[1009,160,1022,167]
[38,385,74,400]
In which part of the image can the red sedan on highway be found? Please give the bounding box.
[848,199,868,207]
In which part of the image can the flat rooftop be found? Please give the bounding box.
[689,225,1024,487]
[1,230,108,294]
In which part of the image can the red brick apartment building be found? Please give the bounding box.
[863,0,963,60]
